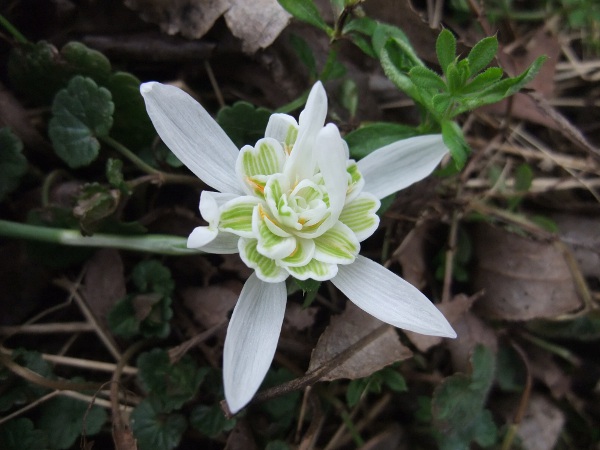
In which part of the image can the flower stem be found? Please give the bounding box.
[0,219,200,256]
[0,14,28,44]
[100,136,201,187]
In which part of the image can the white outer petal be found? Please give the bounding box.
[197,231,240,254]
[140,82,243,195]
[331,255,456,338]
[223,275,287,413]
[357,134,449,200]
[199,191,238,224]
[187,226,218,249]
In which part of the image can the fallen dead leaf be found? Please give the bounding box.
[527,346,570,399]
[552,213,600,279]
[124,0,290,53]
[517,394,565,450]
[82,249,126,328]
[406,294,476,353]
[224,420,258,450]
[224,0,290,53]
[308,302,412,381]
[472,223,582,320]
[445,311,498,373]
[358,423,407,450]
[181,281,241,330]
[284,302,318,331]
[396,222,429,290]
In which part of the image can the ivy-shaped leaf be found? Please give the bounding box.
[217,101,271,148]
[130,397,187,450]
[48,76,114,168]
[190,404,236,438]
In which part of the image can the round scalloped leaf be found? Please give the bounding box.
[48,76,114,168]
[130,397,187,450]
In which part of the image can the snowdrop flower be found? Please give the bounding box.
[141,81,456,413]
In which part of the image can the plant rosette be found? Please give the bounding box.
[141,81,456,413]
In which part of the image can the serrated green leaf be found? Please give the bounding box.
[278,0,331,33]
[0,127,27,201]
[216,101,271,148]
[8,40,112,105]
[467,36,498,76]
[137,349,208,411]
[289,34,317,78]
[441,121,469,168]
[460,67,503,94]
[38,396,107,450]
[436,29,456,76]
[432,345,497,450]
[49,76,114,168]
[409,66,447,91]
[0,418,48,450]
[105,71,155,149]
[190,404,236,438]
[132,259,174,297]
[345,122,418,159]
[131,397,187,450]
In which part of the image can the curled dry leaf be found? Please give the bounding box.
[472,223,582,321]
[124,0,290,53]
[308,302,412,381]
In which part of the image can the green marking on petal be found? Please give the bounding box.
[219,198,258,237]
[241,139,284,177]
[281,238,315,267]
[313,221,359,264]
[339,193,381,242]
[285,125,298,152]
[287,259,337,281]
[254,206,297,260]
[239,238,288,282]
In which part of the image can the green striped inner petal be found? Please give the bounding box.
[345,161,364,202]
[219,197,259,238]
[339,193,381,242]
[241,138,285,177]
[280,238,315,267]
[239,238,288,282]
[313,221,359,264]
[254,206,297,260]
[287,259,338,281]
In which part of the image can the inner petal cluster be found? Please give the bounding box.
[194,115,380,283]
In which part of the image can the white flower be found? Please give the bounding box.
[141,81,456,413]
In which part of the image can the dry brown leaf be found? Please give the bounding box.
[284,302,317,331]
[307,302,412,381]
[517,394,565,450]
[82,249,126,328]
[224,420,258,450]
[445,311,498,373]
[528,346,570,399]
[472,224,582,320]
[396,222,429,289]
[124,0,289,53]
[124,0,229,39]
[406,294,475,353]
[358,424,407,450]
[181,281,241,329]
[224,0,291,53]
[552,213,600,279]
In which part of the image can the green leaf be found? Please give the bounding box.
[107,296,141,338]
[495,344,526,392]
[527,310,600,341]
[380,368,407,392]
[466,36,498,76]
[217,101,271,148]
[38,396,107,450]
[266,441,292,450]
[409,66,447,91]
[432,93,452,116]
[320,48,347,81]
[48,75,114,168]
[372,23,411,61]
[345,122,419,159]
[514,163,533,192]
[460,67,503,94]
[441,121,469,168]
[379,43,420,101]
[436,29,456,76]
[277,0,331,33]
[432,345,497,450]
[289,34,317,79]
[137,348,208,411]
[346,379,369,407]
[190,404,236,438]
[339,79,358,118]
[260,368,301,431]
[8,40,111,105]
[0,128,27,201]
[0,418,48,450]
[133,259,174,297]
[131,397,187,450]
